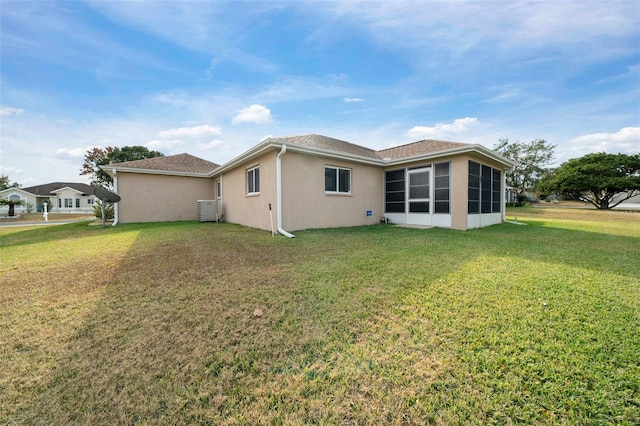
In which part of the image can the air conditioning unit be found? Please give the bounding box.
[197,200,219,223]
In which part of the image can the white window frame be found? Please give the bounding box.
[247,166,260,195]
[216,180,222,199]
[325,166,351,194]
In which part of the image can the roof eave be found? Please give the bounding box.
[384,145,515,168]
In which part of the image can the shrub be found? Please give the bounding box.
[94,200,114,220]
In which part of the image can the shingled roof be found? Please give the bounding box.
[269,134,382,159]
[20,182,96,196]
[102,153,219,174]
[376,139,472,160]
[273,134,474,161]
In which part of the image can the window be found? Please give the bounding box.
[58,199,62,208]
[64,198,73,208]
[434,162,450,214]
[88,198,94,205]
[9,194,20,201]
[468,160,502,214]
[325,166,351,194]
[385,169,405,213]
[216,180,222,199]
[247,166,260,194]
[75,198,80,208]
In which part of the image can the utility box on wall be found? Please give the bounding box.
[197,200,219,222]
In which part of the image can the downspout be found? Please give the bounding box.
[112,169,119,226]
[501,169,506,223]
[218,175,223,221]
[276,144,295,238]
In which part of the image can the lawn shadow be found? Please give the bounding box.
[6,219,639,424]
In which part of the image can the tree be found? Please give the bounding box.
[0,175,21,190]
[537,152,640,209]
[494,139,556,195]
[80,146,164,188]
[0,198,23,217]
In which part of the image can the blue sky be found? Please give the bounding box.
[1,0,639,186]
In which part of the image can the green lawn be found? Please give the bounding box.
[1,207,639,424]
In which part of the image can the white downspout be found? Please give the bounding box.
[276,144,295,238]
[112,170,119,226]
[502,170,506,223]
[218,175,223,221]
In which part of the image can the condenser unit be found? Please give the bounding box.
[197,200,219,223]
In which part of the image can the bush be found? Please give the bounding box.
[94,200,114,220]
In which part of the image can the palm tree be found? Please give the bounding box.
[1,198,24,217]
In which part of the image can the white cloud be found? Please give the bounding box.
[0,166,23,175]
[407,117,478,139]
[54,147,88,160]
[158,124,222,138]
[145,139,185,150]
[197,140,224,150]
[568,127,640,154]
[231,104,273,125]
[344,97,364,103]
[0,106,24,116]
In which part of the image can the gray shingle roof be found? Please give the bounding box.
[105,153,219,174]
[275,134,473,161]
[21,182,96,196]
[376,139,472,160]
[269,134,381,159]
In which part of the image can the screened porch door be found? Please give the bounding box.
[406,167,431,225]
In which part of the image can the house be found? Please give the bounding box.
[0,182,98,214]
[100,154,219,223]
[100,134,514,233]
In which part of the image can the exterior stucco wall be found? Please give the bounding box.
[279,152,383,231]
[218,151,278,231]
[116,173,215,223]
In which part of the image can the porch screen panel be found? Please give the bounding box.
[492,169,502,213]
[481,165,492,213]
[468,161,480,214]
[385,169,405,213]
[434,161,450,214]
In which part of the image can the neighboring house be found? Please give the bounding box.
[0,182,98,214]
[101,134,514,233]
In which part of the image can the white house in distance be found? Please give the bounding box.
[0,182,98,214]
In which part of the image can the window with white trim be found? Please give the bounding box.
[216,180,221,199]
[64,198,73,208]
[247,166,260,194]
[325,166,351,194]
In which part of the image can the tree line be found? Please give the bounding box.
[494,140,640,209]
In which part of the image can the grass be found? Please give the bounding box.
[1,207,638,424]
[0,212,95,220]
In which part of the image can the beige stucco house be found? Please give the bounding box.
[0,182,97,214]
[101,135,514,235]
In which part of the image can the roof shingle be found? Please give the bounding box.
[270,134,381,159]
[376,139,472,160]
[105,153,219,174]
